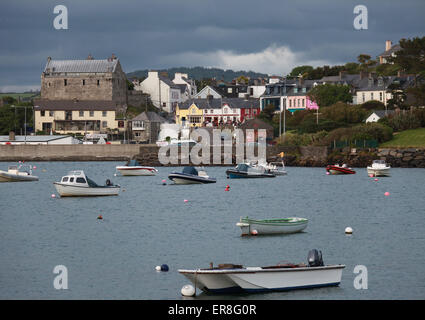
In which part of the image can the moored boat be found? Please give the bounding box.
[253,160,287,176]
[367,160,390,177]
[53,170,120,196]
[179,250,345,294]
[226,163,276,179]
[168,166,216,184]
[326,164,356,175]
[0,164,38,182]
[116,159,158,176]
[236,216,308,236]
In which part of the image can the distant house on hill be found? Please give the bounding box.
[378,40,402,64]
[365,110,395,123]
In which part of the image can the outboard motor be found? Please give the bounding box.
[105,179,112,186]
[307,249,324,267]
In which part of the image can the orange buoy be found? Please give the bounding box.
[97,215,103,220]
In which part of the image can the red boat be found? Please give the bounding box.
[326,164,356,175]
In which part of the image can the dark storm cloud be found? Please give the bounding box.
[0,0,424,90]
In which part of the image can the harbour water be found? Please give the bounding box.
[0,162,424,299]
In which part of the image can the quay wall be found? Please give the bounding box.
[1,144,424,168]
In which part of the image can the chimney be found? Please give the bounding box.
[111,53,116,60]
[9,131,15,141]
[385,40,392,52]
[47,56,52,63]
[339,71,347,80]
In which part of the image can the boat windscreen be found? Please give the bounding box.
[86,177,99,187]
[182,166,198,175]
[128,159,140,167]
[235,163,249,172]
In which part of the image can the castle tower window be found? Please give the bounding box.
[64,79,67,86]
[97,80,100,86]
[82,79,85,85]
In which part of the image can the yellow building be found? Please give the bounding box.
[175,101,204,127]
[33,99,126,135]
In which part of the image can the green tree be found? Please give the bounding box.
[289,65,314,78]
[388,36,425,82]
[357,54,375,71]
[307,84,352,107]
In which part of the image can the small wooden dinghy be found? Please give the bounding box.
[236,216,308,236]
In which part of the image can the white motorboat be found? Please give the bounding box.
[255,160,287,176]
[116,159,158,176]
[0,164,38,182]
[53,170,120,197]
[236,217,308,236]
[367,160,391,177]
[179,250,345,294]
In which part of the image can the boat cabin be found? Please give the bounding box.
[59,170,102,187]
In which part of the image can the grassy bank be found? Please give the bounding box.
[380,128,425,148]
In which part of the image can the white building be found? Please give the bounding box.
[139,71,181,113]
[0,135,81,145]
[172,73,197,100]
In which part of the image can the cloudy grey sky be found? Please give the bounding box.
[1,0,424,92]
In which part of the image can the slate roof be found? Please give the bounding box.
[131,111,167,123]
[158,75,180,89]
[378,44,402,57]
[44,59,119,73]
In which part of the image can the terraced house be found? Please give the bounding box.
[34,54,128,135]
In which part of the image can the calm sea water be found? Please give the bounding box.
[0,162,424,300]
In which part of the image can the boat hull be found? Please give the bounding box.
[226,170,276,179]
[168,173,216,184]
[367,167,390,177]
[0,171,39,182]
[179,265,345,294]
[116,166,158,176]
[53,183,120,197]
[237,218,308,236]
[326,166,356,175]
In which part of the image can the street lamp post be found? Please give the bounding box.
[11,105,32,144]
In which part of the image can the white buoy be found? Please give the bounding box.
[251,229,258,236]
[114,173,117,176]
[181,284,196,297]
[345,227,353,234]
[51,194,56,198]
[155,266,161,271]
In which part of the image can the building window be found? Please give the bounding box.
[49,111,54,117]
[289,100,292,108]
[362,93,365,102]
[380,92,383,101]
[102,121,108,128]
[189,116,201,124]
[302,99,305,107]
[371,92,374,100]
[97,80,100,86]
[90,111,94,117]
[82,79,85,85]
[132,120,144,129]
[228,88,233,93]
[64,79,67,86]
[102,111,107,117]
[65,111,72,120]
[205,110,208,114]
[41,110,45,117]
[79,111,84,117]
